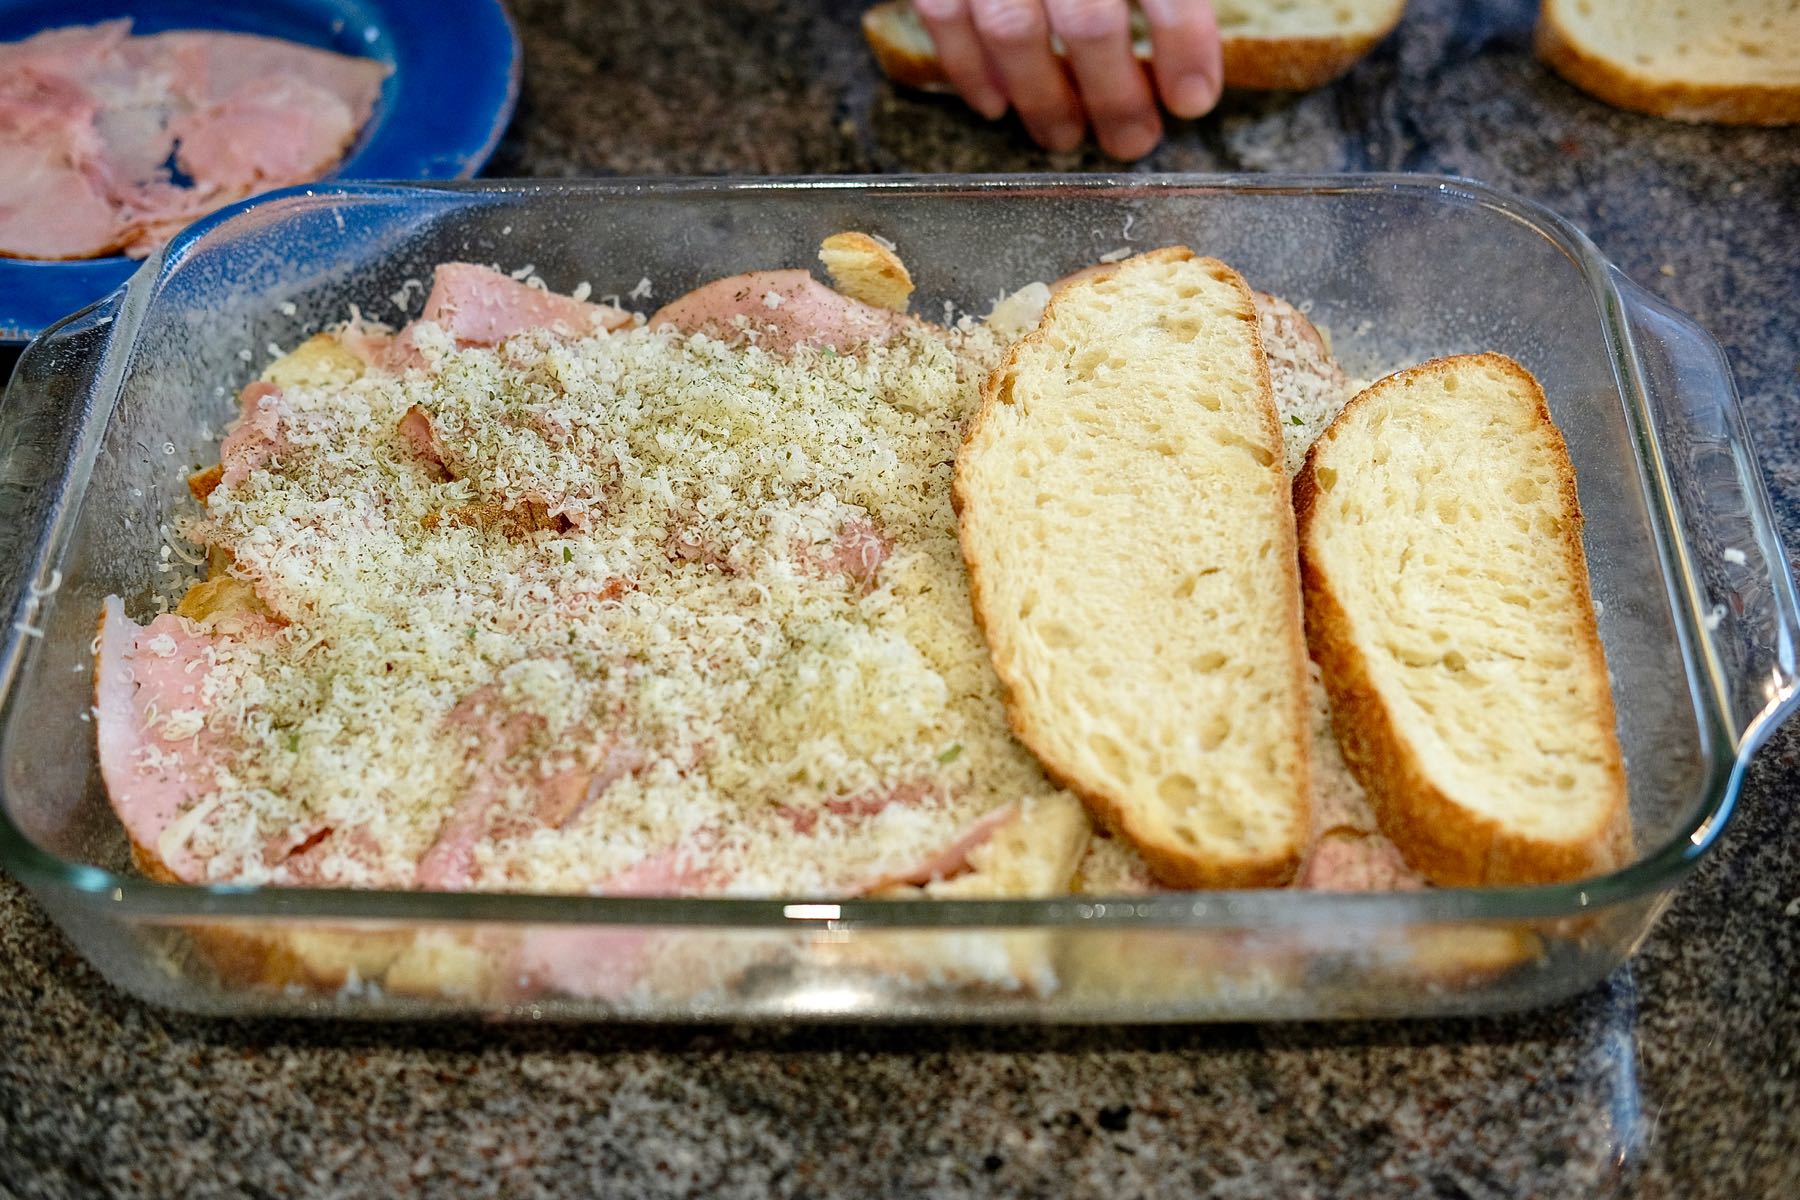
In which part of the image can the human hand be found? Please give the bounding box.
[909,0,1223,159]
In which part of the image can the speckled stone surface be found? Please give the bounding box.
[3,1,1798,1196]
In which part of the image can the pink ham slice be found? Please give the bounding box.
[415,688,644,891]
[167,76,359,195]
[0,20,389,261]
[0,20,130,73]
[396,404,446,473]
[852,803,1019,894]
[1298,834,1426,891]
[417,263,633,346]
[0,69,126,259]
[93,597,277,882]
[650,269,905,355]
[507,846,726,1001]
[0,133,126,260]
[155,31,385,119]
[533,743,646,830]
[216,382,292,488]
[823,517,891,590]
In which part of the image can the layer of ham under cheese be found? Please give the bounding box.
[97,264,1061,896]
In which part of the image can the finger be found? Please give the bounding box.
[914,0,1009,119]
[1140,0,1223,118]
[969,0,1086,153]
[1046,0,1161,159]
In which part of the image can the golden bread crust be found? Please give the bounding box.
[864,0,1402,95]
[955,247,1311,889]
[1535,5,1800,126]
[1293,353,1629,886]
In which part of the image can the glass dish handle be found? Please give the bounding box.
[0,295,123,670]
[1613,270,1800,754]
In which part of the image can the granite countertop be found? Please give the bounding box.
[3,0,1797,1195]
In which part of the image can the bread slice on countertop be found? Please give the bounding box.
[955,246,1312,889]
[863,0,1408,96]
[1537,0,1800,125]
[1293,353,1630,886]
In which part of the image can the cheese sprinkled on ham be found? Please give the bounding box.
[102,274,1062,896]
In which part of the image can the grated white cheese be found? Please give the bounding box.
[170,316,1066,895]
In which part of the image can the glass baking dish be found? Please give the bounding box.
[0,175,1792,1022]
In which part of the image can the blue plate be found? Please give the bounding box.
[0,0,520,342]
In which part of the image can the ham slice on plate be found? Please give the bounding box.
[0,68,127,259]
[0,20,390,261]
[650,269,906,354]
[167,76,360,194]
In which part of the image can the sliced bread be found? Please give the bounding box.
[1537,0,1800,125]
[818,231,914,312]
[955,247,1312,889]
[862,0,1407,96]
[1293,353,1629,885]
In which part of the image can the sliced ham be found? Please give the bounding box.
[414,689,536,891]
[156,31,385,118]
[852,803,1018,894]
[0,69,125,259]
[775,776,932,836]
[823,517,891,589]
[533,743,646,829]
[0,135,126,260]
[0,20,129,74]
[650,269,906,355]
[168,76,358,194]
[0,20,390,261]
[1298,833,1426,891]
[417,263,633,346]
[396,405,446,472]
[507,846,726,1001]
[216,382,292,488]
[416,689,644,890]
[93,597,275,882]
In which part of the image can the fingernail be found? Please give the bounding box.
[1041,120,1085,153]
[1168,74,1220,119]
[1105,119,1162,161]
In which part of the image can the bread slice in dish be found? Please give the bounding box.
[818,231,914,312]
[1537,0,1800,125]
[862,0,1407,96]
[955,246,1312,889]
[1293,353,1630,885]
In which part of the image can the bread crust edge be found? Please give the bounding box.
[1535,6,1800,126]
[862,0,1404,96]
[954,247,1312,890]
[1292,352,1632,886]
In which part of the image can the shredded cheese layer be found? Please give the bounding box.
[178,319,1070,894]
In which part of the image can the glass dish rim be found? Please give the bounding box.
[0,171,1780,929]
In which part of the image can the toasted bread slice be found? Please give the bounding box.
[862,0,1407,96]
[1537,0,1800,126]
[1294,353,1630,885]
[956,247,1312,889]
[819,231,914,312]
